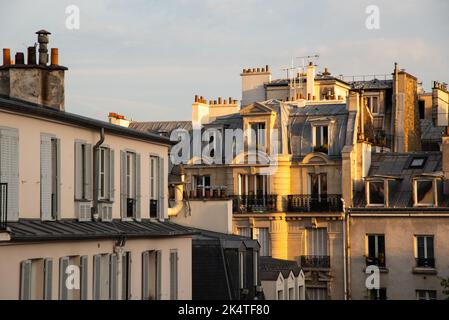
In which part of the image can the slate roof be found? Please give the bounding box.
[129,120,193,137]
[0,96,172,145]
[421,119,445,142]
[352,152,449,209]
[6,219,196,242]
[259,257,302,281]
[350,79,393,90]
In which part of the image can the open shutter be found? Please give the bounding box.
[158,157,165,219]
[120,151,127,218]
[20,260,32,300]
[93,255,101,300]
[59,257,69,300]
[80,255,88,300]
[170,250,178,300]
[0,128,19,221]
[55,138,61,219]
[40,134,52,221]
[109,149,115,202]
[142,251,149,300]
[156,250,162,300]
[84,144,93,200]
[74,142,83,199]
[135,153,141,221]
[109,254,118,300]
[44,258,53,300]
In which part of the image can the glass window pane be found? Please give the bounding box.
[369,181,385,204]
[417,181,434,204]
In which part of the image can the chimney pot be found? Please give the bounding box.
[229,97,232,104]
[257,68,260,72]
[3,49,11,66]
[15,52,25,65]
[266,65,269,72]
[233,100,237,104]
[51,48,59,65]
[27,46,36,65]
[218,97,222,104]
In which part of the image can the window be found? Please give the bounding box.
[41,134,60,221]
[121,252,131,300]
[368,288,386,300]
[121,151,141,220]
[142,250,161,300]
[415,235,435,268]
[288,287,295,300]
[309,173,327,196]
[192,175,211,197]
[366,234,386,267]
[306,287,327,300]
[409,157,426,169]
[20,258,53,300]
[149,156,160,218]
[237,227,252,238]
[170,250,178,300]
[313,125,329,153]
[307,228,328,257]
[59,256,88,300]
[239,251,245,290]
[249,122,266,149]
[74,142,92,200]
[364,95,380,114]
[254,227,270,257]
[253,250,258,286]
[416,290,437,300]
[414,179,436,206]
[0,127,19,221]
[367,180,385,206]
[239,174,268,196]
[277,289,284,300]
[93,254,117,300]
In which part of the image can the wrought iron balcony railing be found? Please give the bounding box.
[0,183,7,230]
[416,257,435,268]
[300,255,330,269]
[232,195,277,213]
[287,194,343,212]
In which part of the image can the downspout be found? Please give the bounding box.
[346,207,352,299]
[342,199,347,300]
[92,127,105,221]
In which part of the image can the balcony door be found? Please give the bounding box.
[239,174,268,196]
[309,173,327,197]
[307,228,328,257]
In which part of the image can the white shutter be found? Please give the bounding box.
[109,254,118,300]
[80,255,88,300]
[40,134,53,221]
[109,149,115,201]
[158,157,165,219]
[59,257,69,300]
[0,128,19,221]
[156,250,162,300]
[44,258,53,300]
[142,251,149,300]
[170,250,178,300]
[84,144,92,200]
[55,138,61,219]
[20,260,32,300]
[120,151,127,218]
[93,255,101,300]
[135,153,141,221]
[74,142,83,200]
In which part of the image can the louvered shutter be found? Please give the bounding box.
[74,142,83,200]
[120,151,127,218]
[135,153,141,221]
[44,258,53,300]
[80,256,88,300]
[156,250,162,300]
[20,260,32,300]
[109,149,115,201]
[93,255,101,300]
[59,257,69,300]
[158,157,165,219]
[40,134,52,221]
[170,250,178,300]
[109,254,118,300]
[84,144,92,200]
[55,138,61,219]
[0,128,19,221]
[142,251,149,300]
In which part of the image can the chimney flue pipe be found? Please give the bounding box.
[3,49,10,66]
[27,46,36,65]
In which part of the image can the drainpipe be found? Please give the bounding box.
[92,127,105,221]
[168,174,186,217]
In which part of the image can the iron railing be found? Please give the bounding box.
[232,195,277,213]
[0,183,7,230]
[300,255,330,268]
[287,194,343,212]
[416,257,435,268]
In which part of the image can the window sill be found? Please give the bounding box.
[74,199,92,203]
[98,199,114,204]
[412,267,437,275]
[363,266,389,273]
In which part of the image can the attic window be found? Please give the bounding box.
[413,179,436,206]
[366,180,385,206]
[409,157,427,169]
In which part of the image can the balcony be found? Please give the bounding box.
[416,257,435,268]
[188,188,227,200]
[287,194,343,212]
[0,183,7,230]
[300,255,330,269]
[232,195,277,213]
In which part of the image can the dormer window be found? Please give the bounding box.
[312,125,329,153]
[413,178,439,207]
[364,95,380,115]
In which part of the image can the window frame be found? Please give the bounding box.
[413,178,438,207]
[414,235,435,268]
[364,94,380,115]
[312,124,330,154]
[366,179,387,207]
[366,234,386,267]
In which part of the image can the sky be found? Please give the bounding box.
[0,0,448,121]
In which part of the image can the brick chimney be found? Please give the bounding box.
[0,30,67,111]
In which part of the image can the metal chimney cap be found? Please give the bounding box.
[36,29,51,35]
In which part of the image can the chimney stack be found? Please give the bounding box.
[36,29,51,65]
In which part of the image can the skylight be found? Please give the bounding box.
[409,157,426,169]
